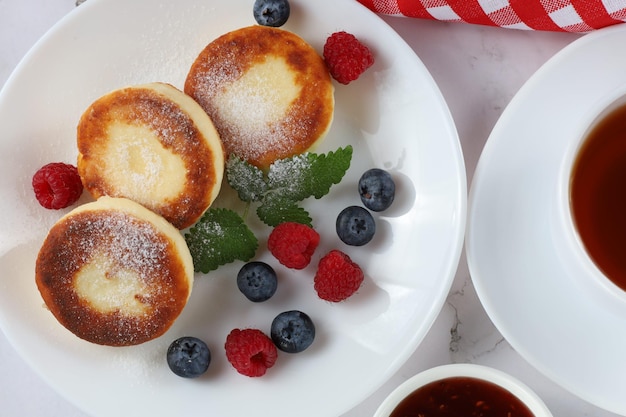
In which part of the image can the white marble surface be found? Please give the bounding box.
[0,1,621,416]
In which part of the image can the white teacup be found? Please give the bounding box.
[553,92,626,311]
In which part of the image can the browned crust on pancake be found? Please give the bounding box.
[77,84,222,229]
[35,209,191,346]
[184,26,334,169]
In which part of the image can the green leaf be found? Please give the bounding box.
[184,208,258,273]
[225,154,267,202]
[267,145,353,201]
[257,194,312,227]
[223,146,352,228]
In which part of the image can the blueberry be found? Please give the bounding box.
[253,0,290,27]
[271,310,315,353]
[166,336,211,378]
[336,205,376,246]
[237,261,278,302]
[358,168,396,212]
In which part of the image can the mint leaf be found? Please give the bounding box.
[257,194,312,227]
[267,146,353,200]
[184,208,258,273]
[224,146,353,227]
[226,155,267,202]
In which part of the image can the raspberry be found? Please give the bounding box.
[32,162,83,209]
[267,222,320,269]
[225,328,278,377]
[314,250,364,302]
[323,31,374,85]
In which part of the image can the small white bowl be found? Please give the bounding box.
[374,363,553,417]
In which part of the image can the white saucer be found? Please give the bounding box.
[467,24,626,415]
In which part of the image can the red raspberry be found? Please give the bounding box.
[32,162,83,209]
[323,31,374,85]
[267,222,320,269]
[314,250,364,302]
[225,328,278,377]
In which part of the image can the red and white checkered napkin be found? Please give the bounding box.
[357,0,626,32]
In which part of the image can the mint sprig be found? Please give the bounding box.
[184,208,258,273]
[227,146,353,226]
[185,146,353,273]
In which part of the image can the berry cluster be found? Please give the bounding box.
[335,168,396,248]
[167,307,316,379]
[172,222,321,378]
[210,209,371,378]
[243,168,396,307]
[267,221,363,302]
[222,309,315,377]
[330,168,396,300]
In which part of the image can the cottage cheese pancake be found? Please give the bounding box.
[185,25,334,170]
[77,82,224,229]
[35,197,194,346]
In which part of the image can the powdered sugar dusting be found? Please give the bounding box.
[81,212,165,270]
[185,26,334,168]
[268,152,313,195]
[69,211,170,315]
[214,56,300,133]
[192,56,304,166]
[218,110,302,166]
[36,205,192,345]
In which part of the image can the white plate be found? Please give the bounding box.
[0,0,465,416]
[467,24,626,416]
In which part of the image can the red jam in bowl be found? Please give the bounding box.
[389,376,534,417]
